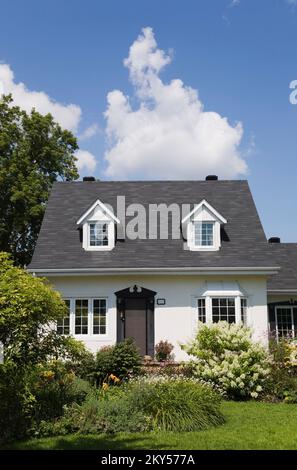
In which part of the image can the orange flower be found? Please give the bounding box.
[102,382,109,390]
[110,374,120,383]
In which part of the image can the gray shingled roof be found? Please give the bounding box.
[267,244,297,291]
[29,180,275,271]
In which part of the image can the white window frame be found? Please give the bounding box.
[197,297,206,323]
[193,294,249,328]
[91,298,108,336]
[57,298,71,335]
[84,220,115,251]
[60,297,109,338]
[183,199,226,252]
[74,298,89,335]
[193,221,215,248]
[211,296,237,324]
[77,199,119,252]
[274,306,295,340]
[241,298,248,325]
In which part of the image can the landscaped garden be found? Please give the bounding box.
[6,401,297,450]
[2,252,297,450]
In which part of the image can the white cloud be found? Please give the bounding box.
[75,149,97,173]
[0,63,81,132]
[228,0,240,7]
[103,27,247,180]
[79,123,101,140]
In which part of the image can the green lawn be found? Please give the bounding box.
[4,401,297,450]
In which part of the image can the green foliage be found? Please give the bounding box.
[154,340,174,361]
[94,339,141,384]
[127,377,224,432]
[7,402,297,451]
[35,391,150,437]
[183,322,271,399]
[264,338,297,403]
[0,94,79,266]
[0,359,92,443]
[29,361,92,422]
[57,336,96,381]
[0,362,35,443]
[0,252,70,365]
[32,377,223,437]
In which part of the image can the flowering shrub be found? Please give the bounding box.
[155,340,174,361]
[182,322,271,399]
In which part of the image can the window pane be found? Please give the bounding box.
[57,299,70,335]
[197,298,206,323]
[211,297,236,324]
[276,307,293,339]
[241,298,247,324]
[93,299,107,334]
[194,222,214,246]
[75,299,89,334]
[89,222,109,246]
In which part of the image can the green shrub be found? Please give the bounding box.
[93,339,141,385]
[30,361,92,422]
[182,322,271,399]
[0,362,35,443]
[0,359,92,443]
[62,338,96,382]
[264,338,297,403]
[35,391,150,437]
[128,377,224,432]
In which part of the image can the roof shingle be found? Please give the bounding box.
[29,180,275,270]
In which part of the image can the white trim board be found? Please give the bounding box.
[28,266,280,276]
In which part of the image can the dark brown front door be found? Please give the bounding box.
[124,298,147,356]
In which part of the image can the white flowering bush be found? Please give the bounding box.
[182,322,271,399]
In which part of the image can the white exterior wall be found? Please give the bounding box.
[48,275,269,360]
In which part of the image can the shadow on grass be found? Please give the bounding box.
[5,433,171,451]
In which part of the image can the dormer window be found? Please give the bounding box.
[89,222,109,247]
[182,200,227,252]
[194,221,214,247]
[77,199,120,252]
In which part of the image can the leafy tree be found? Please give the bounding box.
[0,94,79,266]
[0,252,69,365]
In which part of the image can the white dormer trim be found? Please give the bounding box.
[77,199,119,252]
[181,199,227,225]
[182,200,226,252]
[77,199,120,226]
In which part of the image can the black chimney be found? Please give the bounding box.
[268,237,281,244]
[83,176,96,182]
[205,175,218,181]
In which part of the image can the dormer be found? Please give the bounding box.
[76,199,120,251]
[182,199,227,252]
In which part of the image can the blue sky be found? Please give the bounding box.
[0,0,297,241]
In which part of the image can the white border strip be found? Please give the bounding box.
[28,266,280,276]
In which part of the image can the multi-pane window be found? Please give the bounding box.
[57,299,70,335]
[75,299,89,334]
[241,298,247,325]
[275,307,294,339]
[197,298,206,323]
[212,297,236,323]
[89,222,109,246]
[194,222,214,246]
[93,299,107,334]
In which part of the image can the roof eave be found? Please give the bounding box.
[28,266,280,277]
